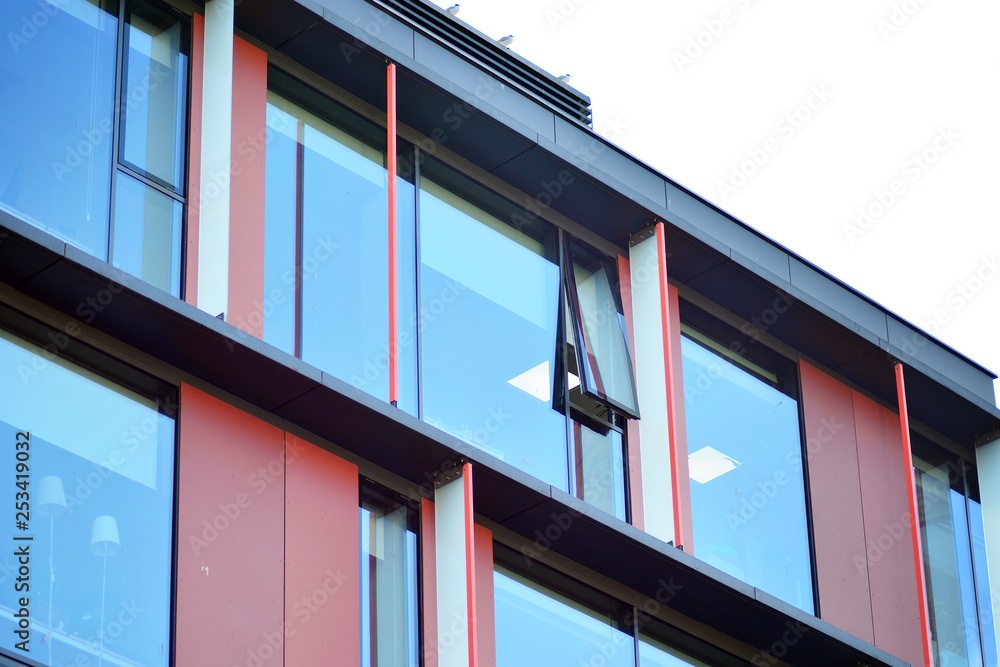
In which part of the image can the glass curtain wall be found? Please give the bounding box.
[263,74,417,414]
[360,486,419,667]
[418,159,567,489]
[680,321,813,613]
[915,454,997,667]
[0,321,175,666]
[0,0,188,296]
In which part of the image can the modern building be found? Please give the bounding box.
[1,0,999,665]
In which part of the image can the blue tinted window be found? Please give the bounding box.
[681,334,813,612]
[112,171,183,295]
[495,567,635,667]
[360,489,419,667]
[419,171,566,490]
[120,0,188,191]
[0,0,188,295]
[917,461,996,666]
[573,421,626,520]
[262,89,418,415]
[0,328,175,666]
[0,0,119,257]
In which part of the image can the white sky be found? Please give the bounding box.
[428,0,1000,407]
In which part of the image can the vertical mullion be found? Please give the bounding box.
[413,145,423,419]
[387,62,399,406]
[293,118,304,359]
[557,227,575,497]
[108,0,130,265]
[962,461,988,663]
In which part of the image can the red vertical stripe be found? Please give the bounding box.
[474,525,496,667]
[463,462,478,667]
[184,14,204,305]
[420,499,438,667]
[228,37,268,338]
[895,363,934,667]
[655,222,686,550]
[386,62,399,406]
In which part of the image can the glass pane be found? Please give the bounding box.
[568,240,638,415]
[681,335,813,612]
[573,421,626,520]
[262,97,299,355]
[419,173,567,490]
[120,0,188,191]
[639,634,711,667]
[0,0,118,257]
[112,171,183,295]
[0,329,174,666]
[969,500,998,666]
[917,465,983,666]
[495,567,634,667]
[360,493,418,667]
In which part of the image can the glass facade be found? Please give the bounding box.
[263,81,418,415]
[360,486,419,667]
[681,331,813,613]
[495,566,635,667]
[418,162,567,490]
[0,0,188,296]
[916,456,997,667]
[0,326,175,666]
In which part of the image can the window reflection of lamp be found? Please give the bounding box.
[91,516,120,667]
[38,476,67,665]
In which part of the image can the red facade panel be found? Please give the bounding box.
[421,498,439,667]
[184,14,204,306]
[284,434,360,665]
[853,391,924,666]
[176,383,285,666]
[475,524,496,667]
[228,37,268,338]
[798,362,874,643]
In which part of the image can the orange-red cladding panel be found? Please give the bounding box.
[853,391,924,666]
[284,434,360,665]
[798,362,874,643]
[475,524,496,667]
[421,498,439,667]
[176,383,285,666]
[228,37,268,337]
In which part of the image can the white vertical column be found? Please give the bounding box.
[197,0,234,317]
[976,438,1000,654]
[434,471,470,667]
[629,231,675,544]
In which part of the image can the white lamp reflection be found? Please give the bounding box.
[91,516,120,667]
[37,476,67,665]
